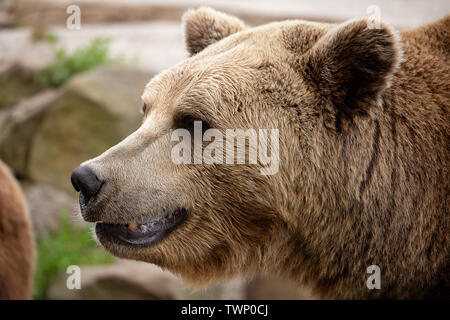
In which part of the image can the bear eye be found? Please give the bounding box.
[141,103,148,115]
[173,113,210,131]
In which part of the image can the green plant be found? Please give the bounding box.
[43,32,59,45]
[34,38,114,87]
[30,26,58,43]
[33,212,115,299]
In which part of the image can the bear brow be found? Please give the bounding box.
[174,106,216,127]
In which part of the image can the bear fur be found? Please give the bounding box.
[78,8,449,299]
[0,160,34,299]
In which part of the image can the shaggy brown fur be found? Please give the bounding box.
[78,8,449,299]
[0,160,34,299]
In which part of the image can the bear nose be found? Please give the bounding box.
[71,166,103,201]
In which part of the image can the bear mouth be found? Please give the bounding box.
[95,208,188,246]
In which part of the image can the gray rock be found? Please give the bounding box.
[246,275,314,299]
[0,22,185,74]
[23,183,82,238]
[0,66,153,192]
[46,260,184,300]
[0,0,14,27]
[0,89,60,179]
[0,62,44,110]
[12,0,450,29]
[45,258,314,300]
[180,277,246,300]
[45,259,250,300]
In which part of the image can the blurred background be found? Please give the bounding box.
[0,0,448,300]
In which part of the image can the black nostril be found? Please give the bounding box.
[70,166,103,200]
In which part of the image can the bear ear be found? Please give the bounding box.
[182,7,247,55]
[299,18,402,126]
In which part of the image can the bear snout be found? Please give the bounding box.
[71,165,104,211]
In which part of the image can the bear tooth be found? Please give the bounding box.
[127,222,138,229]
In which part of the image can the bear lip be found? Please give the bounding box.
[95,208,188,246]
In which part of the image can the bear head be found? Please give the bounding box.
[71,7,401,285]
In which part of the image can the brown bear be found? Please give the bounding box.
[0,160,34,299]
[71,8,449,299]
